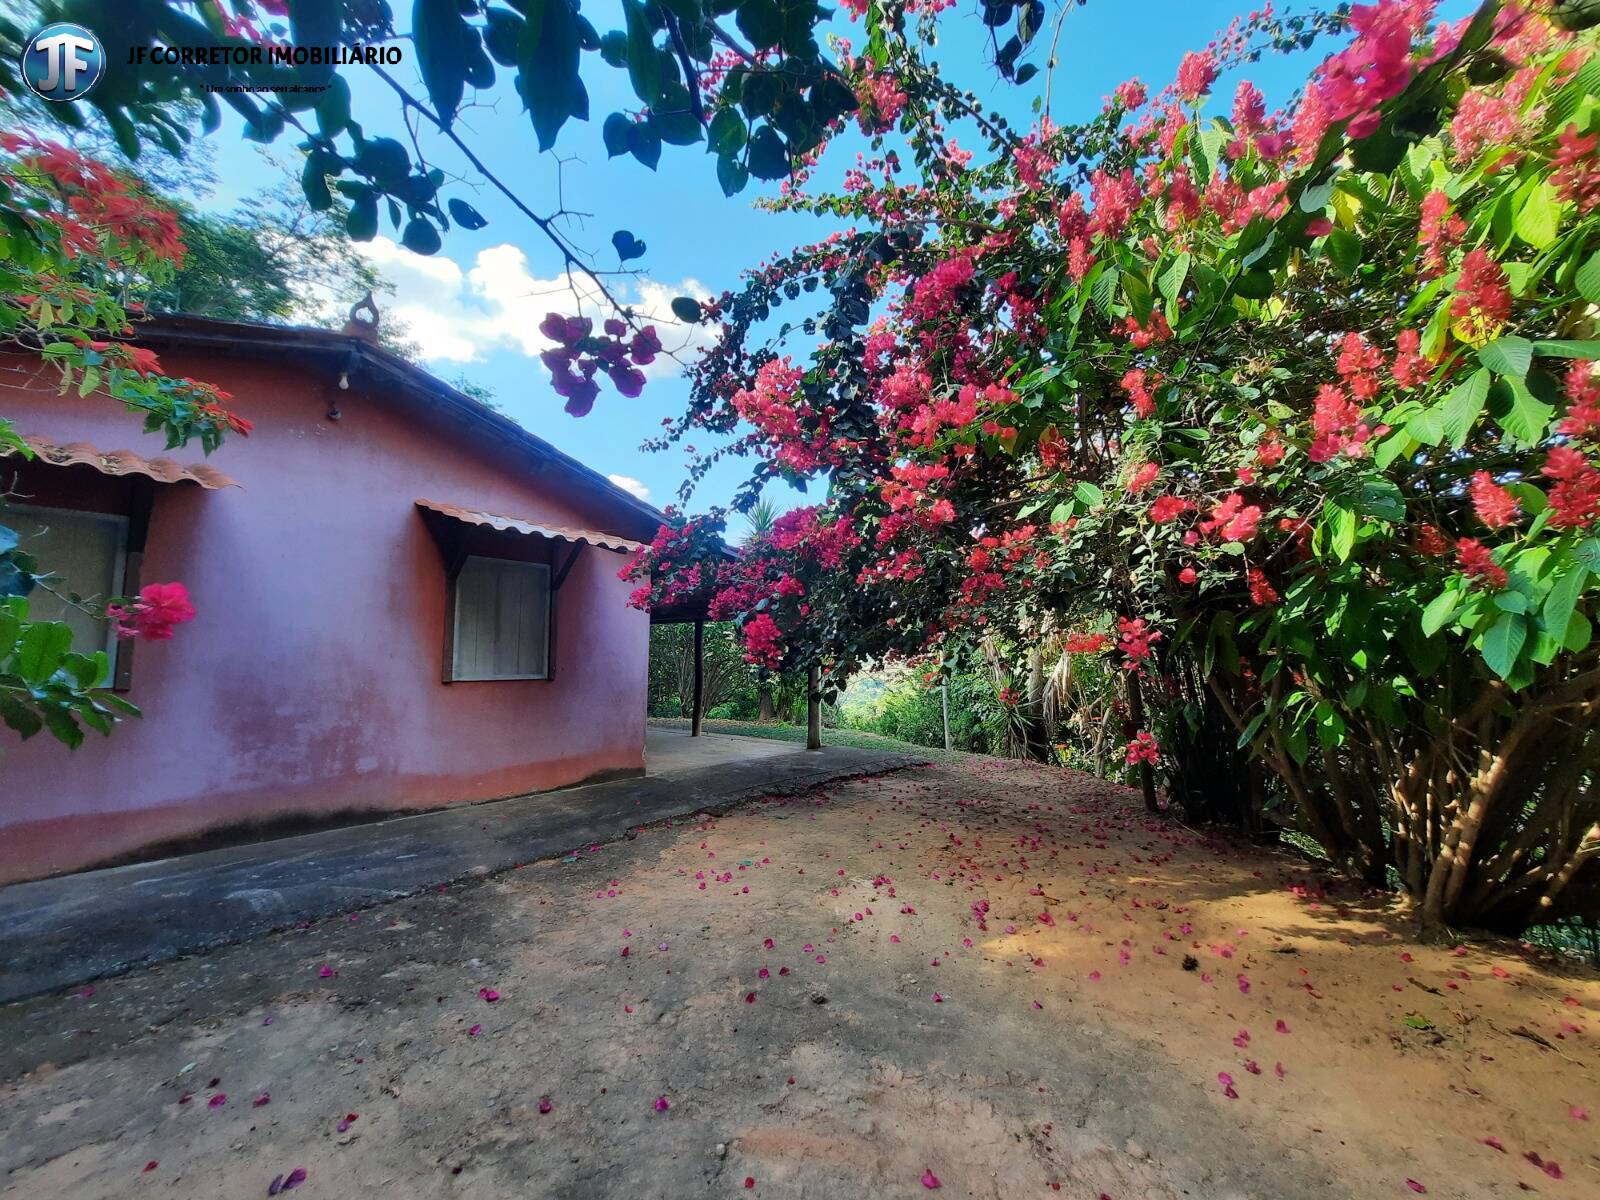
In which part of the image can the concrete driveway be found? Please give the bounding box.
[0,726,922,1003]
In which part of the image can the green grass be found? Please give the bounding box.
[647,717,973,764]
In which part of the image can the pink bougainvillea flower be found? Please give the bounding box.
[268,1168,309,1196]
[744,1178,755,1190]
[654,1096,671,1112]
[1524,1152,1564,1179]
[1275,1019,1290,1033]
[478,987,500,1002]
[317,965,334,978]
[1482,1136,1505,1152]
[108,582,196,641]
[921,1168,942,1189]
[1405,1179,1426,1193]
[252,1093,271,1107]
[1218,1071,1238,1099]
[468,1024,482,1036]
[763,938,775,949]
[208,1094,227,1109]
[143,1161,158,1173]
[538,1096,553,1114]
[1571,1105,1589,1121]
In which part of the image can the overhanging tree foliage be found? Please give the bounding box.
[625,0,1600,934]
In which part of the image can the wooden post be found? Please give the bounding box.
[691,618,704,737]
[1124,671,1158,813]
[806,665,821,750]
[941,682,951,751]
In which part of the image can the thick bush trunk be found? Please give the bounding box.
[1209,652,1600,934]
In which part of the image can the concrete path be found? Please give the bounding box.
[0,728,924,1003]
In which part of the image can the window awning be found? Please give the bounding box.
[415,498,643,553]
[1,434,239,489]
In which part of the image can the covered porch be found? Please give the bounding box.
[650,598,826,749]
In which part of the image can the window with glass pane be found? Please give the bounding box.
[450,556,550,681]
[5,505,126,669]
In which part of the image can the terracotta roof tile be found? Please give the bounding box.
[416,498,642,553]
[2,435,239,489]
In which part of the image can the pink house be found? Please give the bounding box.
[0,312,670,885]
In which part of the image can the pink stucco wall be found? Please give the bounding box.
[0,343,652,884]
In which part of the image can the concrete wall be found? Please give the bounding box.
[0,345,651,883]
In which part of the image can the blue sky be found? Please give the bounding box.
[189,2,1467,525]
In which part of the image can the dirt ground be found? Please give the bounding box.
[1,757,1596,1200]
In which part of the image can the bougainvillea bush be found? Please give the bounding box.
[625,0,1600,933]
[1,133,231,750]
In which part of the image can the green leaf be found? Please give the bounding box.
[520,0,586,151]
[715,153,749,196]
[611,229,647,261]
[1325,227,1361,278]
[1157,252,1190,304]
[1236,710,1266,748]
[401,217,442,255]
[670,296,703,323]
[736,0,784,49]
[346,192,379,242]
[484,6,525,65]
[447,198,488,230]
[42,705,83,750]
[1074,482,1105,508]
[708,108,747,156]
[1493,376,1555,446]
[1405,406,1443,446]
[1298,175,1337,213]
[1478,335,1533,378]
[1090,266,1120,315]
[1513,178,1560,249]
[300,155,332,211]
[414,0,473,126]
[1576,251,1600,304]
[629,120,661,169]
[1421,588,1458,637]
[0,692,42,739]
[15,621,73,684]
[1324,499,1356,562]
[1441,367,1490,449]
[1575,538,1600,573]
[603,112,633,157]
[622,0,662,106]
[747,126,789,180]
[1480,611,1528,680]
[651,93,704,146]
[315,74,352,137]
[1542,564,1588,638]
[1533,339,1600,360]
[1565,611,1593,652]
[357,137,410,185]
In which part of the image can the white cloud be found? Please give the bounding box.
[607,473,651,501]
[355,237,715,374]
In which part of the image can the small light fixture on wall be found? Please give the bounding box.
[330,348,361,421]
